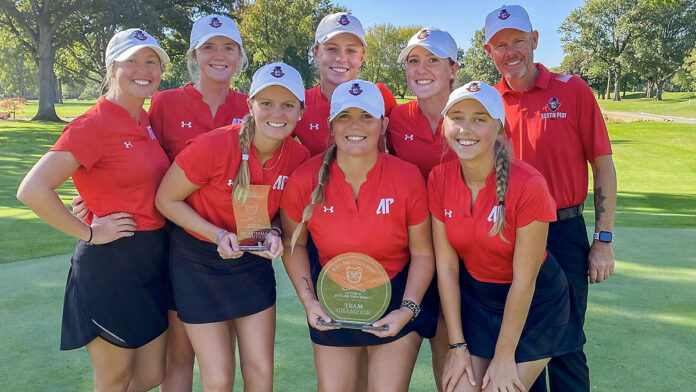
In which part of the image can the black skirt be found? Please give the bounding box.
[60,229,169,350]
[170,226,276,324]
[460,254,585,362]
[309,255,437,347]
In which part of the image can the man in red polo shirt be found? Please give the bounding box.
[483,5,617,392]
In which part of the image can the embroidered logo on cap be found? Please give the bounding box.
[270,66,284,78]
[133,30,147,41]
[417,29,430,40]
[209,17,222,28]
[547,97,561,112]
[348,83,363,96]
[338,14,350,25]
[466,82,480,93]
[499,9,510,20]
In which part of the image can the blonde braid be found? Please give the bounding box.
[232,114,255,204]
[290,143,337,251]
[488,138,510,242]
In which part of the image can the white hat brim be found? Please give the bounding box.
[319,31,367,49]
[249,81,305,103]
[114,45,170,65]
[192,32,243,50]
[397,42,452,63]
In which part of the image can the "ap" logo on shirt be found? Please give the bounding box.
[272,175,289,190]
[376,198,394,214]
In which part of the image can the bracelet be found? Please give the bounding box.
[400,299,421,320]
[86,225,93,243]
[215,229,228,245]
[448,342,468,350]
[270,227,282,237]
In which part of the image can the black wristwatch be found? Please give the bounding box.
[400,299,421,320]
[593,231,613,243]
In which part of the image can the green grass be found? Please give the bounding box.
[18,99,150,121]
[2,226,694,391]
[597,91,696,118]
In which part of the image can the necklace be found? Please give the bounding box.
[261,140,285,171]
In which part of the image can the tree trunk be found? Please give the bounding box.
[656,80,665,101]
[33,24,61,122]
[613,67,621,101]
[55,76,63,104]
[605,68,612,100]
[18,58,26,97]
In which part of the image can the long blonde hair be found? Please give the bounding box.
[232,113,255,204]
[488,123,510,242]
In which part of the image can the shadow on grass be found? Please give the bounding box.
[584,190,696,229]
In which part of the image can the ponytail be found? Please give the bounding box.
[232,114,255,204]
[488,137,510,242]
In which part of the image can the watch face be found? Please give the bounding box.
[598,232,613,242]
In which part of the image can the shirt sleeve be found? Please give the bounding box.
[280,167,312,224]
[174,134,218,186]
[427,165,445,221]
[405,166,429,226]
[515,174,557,227]
[50,116,103,170]
[378,83,398,117]
[147,92,166,146]
[575,78,612,163]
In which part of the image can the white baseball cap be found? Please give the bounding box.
[105,28,169,68]
[484,5,533,44]
[249,62,305,103]
[397,27,458,63]
[329,80,384,121]
[314,13,367,48]
[190,14,243,51]
[442,81,505,126]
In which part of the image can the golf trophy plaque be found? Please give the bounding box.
[232,185,271,251]
[316,252,392,331]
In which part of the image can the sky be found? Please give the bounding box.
[337,0,585,67]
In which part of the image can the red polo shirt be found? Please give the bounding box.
[293,83,397,156]
[428,158,556,283]
[387,99,457,178]
[51,97,169,230]
[175,123,310,242]
[149,83,249,161]
[494,63,612,209]
[281,153,428,278]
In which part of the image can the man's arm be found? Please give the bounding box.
[588,154,617,283]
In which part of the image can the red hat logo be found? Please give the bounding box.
[466,83,480,93]
[133,30,147,41]
[338,15,350,26]
[547,97,561,112]
[209,17,222,28]
[499,9,511,20]
[417,29,430,40]
[270,66,284,78]
[349,83,363,96]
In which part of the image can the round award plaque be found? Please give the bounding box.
[316,252,391,330]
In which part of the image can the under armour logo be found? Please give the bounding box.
[444,209,453,218]
[404,134,414,141]
[123,141,133,149]
[181,121,192,128]
[309,123,319,131]
[272,175,289,190]
[227,179,233,187]
[323,206,334,213]
[376,198,394,214]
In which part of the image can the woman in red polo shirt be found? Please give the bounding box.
[429,81,583,392]
[17,29,171,391]
[293,12,397,156]
[281,79,435,391]
[388,27,460,391]
[155,63,309,391]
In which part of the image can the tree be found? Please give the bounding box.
[683,45,696,90]
[625,0,696,100]
[237,0,345,89]
[0,24,38,98]
[359,24,419,98]
[456,28,499,86]
[0,96,27,119]
[560,0,645,101]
